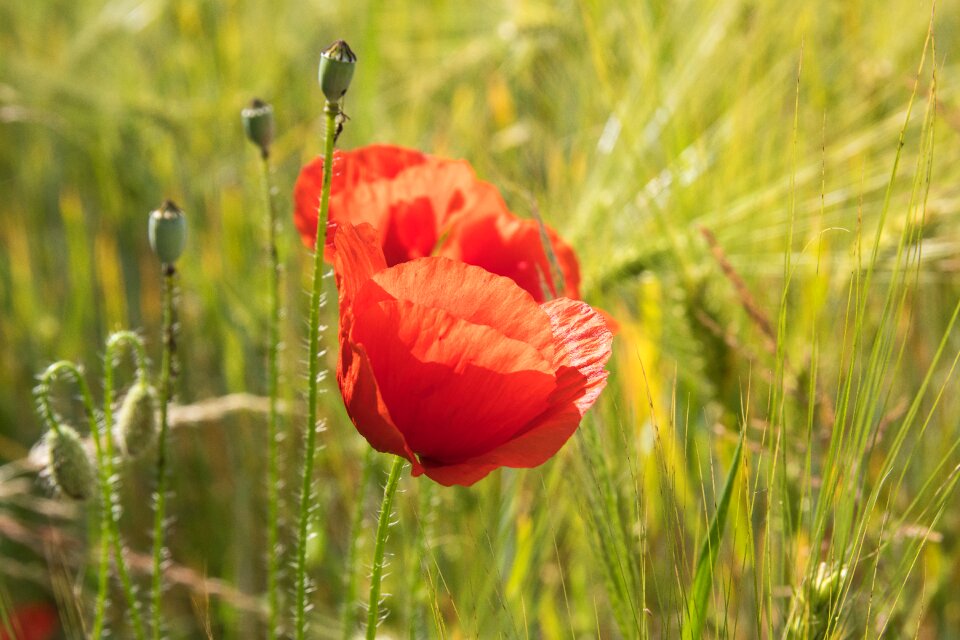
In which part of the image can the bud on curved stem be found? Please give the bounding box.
[106,331,156,460]
[45,423,95,501]
[34,360,146,640]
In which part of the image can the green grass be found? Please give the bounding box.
[2,0,960,637]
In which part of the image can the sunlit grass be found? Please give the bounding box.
[2,0,960,637]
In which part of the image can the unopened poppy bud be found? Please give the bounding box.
[318,40,357,102]
[148,200,187,264]
[46,424,96,501]
[114,382,158,458]
[242,98,274,155]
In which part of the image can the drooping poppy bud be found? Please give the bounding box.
[318,40,357,102]
[148,200,187,264]
[241,98,275,156]
[45,424,96,501]
[113,381,158,459]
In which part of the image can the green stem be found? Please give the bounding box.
[366,456,405,640]
[38,362,145,640]
[294,100,339,640]
[341,448,375,640]
[151,265,177,640]
[260,148,283,640]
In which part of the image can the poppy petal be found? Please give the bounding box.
[417,298,612,486]
[293,145,429,249]
[441,210,581,302]
[541,297,614,414]
[337,158,508,265]
[338,339,422,473]
[350,298,556,463]
[357,256,557,362]
[330,222,388,311]
[417,401,585,486]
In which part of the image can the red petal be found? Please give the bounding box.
[330,223,388,312]
[417,402,585,486]
[335,158,508,265]
[441,210,582,302]
[0,603,58,640]
[338,339,422,472]
[540,297,614,414]
[350,298,557,464]
[418,298,612,486]
[293,145,429,249]
[357,256,557,362]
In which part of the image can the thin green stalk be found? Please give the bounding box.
[342,448,376,640]
[102,333,150,639]
[294,100,339,640]
[151,265,177,640]
[366,456,405,640]
[38,362,145,640]
[260,147,283,640]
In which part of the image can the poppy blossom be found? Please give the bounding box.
[0,602,58,640]
[331,222,612,486]
[293,144,580,301]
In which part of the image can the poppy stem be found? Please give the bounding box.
[365,455,405,640]
[294,99,340,640]
[341,447,376,640]
[102,333,150,638]
[37,362,145,640]
[151,264,178,640]
[260,142,283,640]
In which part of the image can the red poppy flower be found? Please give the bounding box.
[293,144,580,302]
[0,602,58,640]
[331,222,612,486]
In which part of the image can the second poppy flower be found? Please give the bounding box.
[293,144,580,302]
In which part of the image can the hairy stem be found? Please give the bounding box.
[38,362,145,640]
[341,448,375,640]
[260,147,284,640]
[366,456,405,640]
[294,100,339,640]
[151,265,177,640]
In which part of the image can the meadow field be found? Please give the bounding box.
[2,0,960,637]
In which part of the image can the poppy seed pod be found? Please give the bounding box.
[46,424,96,501]
[318,40,357,102]
[114,382,158,458]
[148,200,187,264]
[242,98,274,154]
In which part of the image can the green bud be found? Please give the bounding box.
[318,40,357,102]
[114,382,158,459]
[241,98,274,155]
[46,424,96,501]
[148,200,187,264]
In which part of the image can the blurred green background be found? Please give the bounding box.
[2,0,960,637]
